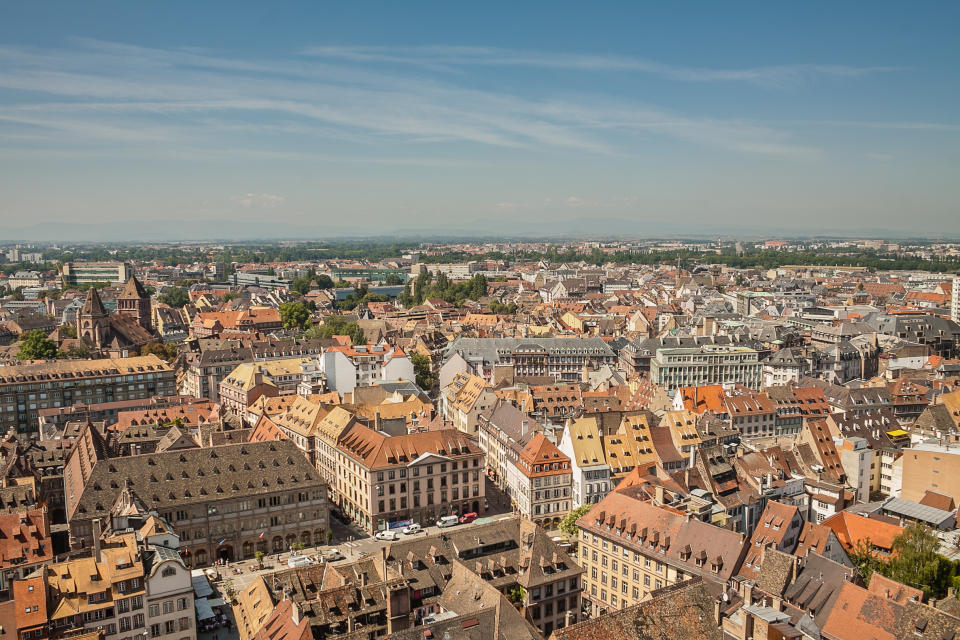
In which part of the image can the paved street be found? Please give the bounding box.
[216,513,517,591]
[207,478,519,591]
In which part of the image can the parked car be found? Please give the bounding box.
[459,512,478,524]
[402,523,423,535]
[323,548,344,561]
[375,530,399,541]
[436,515,460,528]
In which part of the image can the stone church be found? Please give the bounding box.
[76,276,156,356]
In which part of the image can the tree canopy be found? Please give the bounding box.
[159,286,189,308]
[17,330,58,360]
[279,301,312,330]
[558,505,592,536]
[306,315,366,345]
[853,523,960,600]
[410,272,488,306]
[411,353,436,391]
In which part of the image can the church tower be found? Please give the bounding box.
[116,275,152,331]
[77,287,109,347]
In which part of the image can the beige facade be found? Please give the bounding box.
[0,355,175,439]
[901,444,960,505]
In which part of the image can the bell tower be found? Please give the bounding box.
[117,275,152,331]
[77,287,109,347]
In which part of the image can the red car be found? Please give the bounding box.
[459,512,478,524]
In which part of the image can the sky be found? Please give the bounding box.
[0,1,958,240]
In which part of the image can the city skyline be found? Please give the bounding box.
[0,2,958,239]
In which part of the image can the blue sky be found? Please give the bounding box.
[0,1,958,239]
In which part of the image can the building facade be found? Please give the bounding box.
[335,425,485,532]
[649,346,762,390]
[64,426,329,565]
[0,355,175,439]
[60,261,133,286]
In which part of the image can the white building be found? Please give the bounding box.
[837,436,872,503]
[320,343,415,394]
[952,275,960,324]
[557,416,611,507]
[504,432,572,528]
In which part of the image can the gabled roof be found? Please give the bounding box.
[821,511,903,553]
[80,286,107,317]
[118,275,148,300]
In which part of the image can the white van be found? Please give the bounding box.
[436,515,459,528]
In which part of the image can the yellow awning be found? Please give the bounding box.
[886,429,909,437]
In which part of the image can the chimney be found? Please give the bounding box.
[655,485,665,505]
[521,420,529,435]
[291,601,302,625]
[360,571,368,587]
[92,518,103,562]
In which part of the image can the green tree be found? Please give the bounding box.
[558,505,592,536]
[384,273,405,285]
[290,276,312,295]
[314,274,335,289]
[159,286,189,308]
[506,584,526,605]
[254,550,265,568]
[279,301,312,330]
[849,537,882,583]
[60,324,77,338]
[60,343,91,359]
[411,353,436,391]
[221,291,240,302]
[141,341,179,361]
[17,330,58,360]
[307,316,366,345]
[883,523,950,598]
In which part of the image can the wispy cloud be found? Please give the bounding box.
[0,38,840,160]
[302,45,902,89]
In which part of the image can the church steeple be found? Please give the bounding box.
[116,275,152,331]
[78,287,108,346]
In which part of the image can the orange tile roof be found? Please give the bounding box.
[820,581,899,640]
[821,512,903,554]
[677,385,727,414]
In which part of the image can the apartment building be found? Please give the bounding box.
[952,275,959,324]
[64,424,329,564]
[335,425,485,532]
[441,337,616,385]
[441,372,497,436]
[724,392,776,439]
[0,355,175,439]
[558,416,612,507]
[313,406,357,498]
[649,346,762,390]
[218,358,311,419]
[60,261,133,286]
[477,401,538,494]
[319,343,415,394]
[191,307,283,337]
[900,441,960,505]
[506,433,572,527]
[0,508,52,597]
[181,339,330,401]
[37,528,194,640]
[576,488,747,616]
